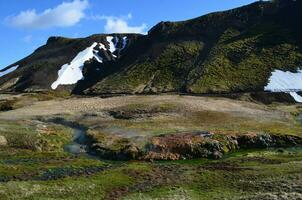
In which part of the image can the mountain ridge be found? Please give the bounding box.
[1,0,301,97]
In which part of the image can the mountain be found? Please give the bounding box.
[1,0,301,96]
[0,34,140,92]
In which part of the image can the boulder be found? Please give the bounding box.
[0,135,8,146]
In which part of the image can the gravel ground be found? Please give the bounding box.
[0,94,288,121]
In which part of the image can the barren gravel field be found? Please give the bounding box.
[0,94,287,120]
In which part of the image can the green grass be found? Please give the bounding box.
[0,169,133,200]
[0,123,301,200]
[91,41,203,93]
[0,99,301,199]
[122,148,302,200]
[190,23,302,93]
[123,186,201,200]
[88,20,302,95]
[0,121,72,152]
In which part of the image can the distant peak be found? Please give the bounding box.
[46,36,73,45]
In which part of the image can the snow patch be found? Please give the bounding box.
[265,69,302,103]
[0,65,19,77]
[99,43,107,51]
[93,50,103,63]
[93,53,103,63]
[289,92,302,103]
[51,36,128,90]
[122,36,128,50]
[106,36,116,53]
[51,42,102,90]
[265,70,302,92]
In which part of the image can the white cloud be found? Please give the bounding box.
[7,0,89,29]
[91,14,147,34]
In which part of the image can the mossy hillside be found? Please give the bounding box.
[88,41,202,93]
[88,1,302,95]
[189,22,302,93]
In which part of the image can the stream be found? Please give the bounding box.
[298,114,302,125]
[44,117,91,155]
[63,127,88,155]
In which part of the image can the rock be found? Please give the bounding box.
[124,145,141,159]
[143,151,181,161]
[237,133,302,149]
[87,129,302,161]
[0,135,8,146]
[211,151,223,159]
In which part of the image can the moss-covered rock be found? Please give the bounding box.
[85,130,302,161]
[86,129,143,160]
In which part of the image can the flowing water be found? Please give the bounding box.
[43,117,90,155]
[63,127,88,155]
[298,114,302,125]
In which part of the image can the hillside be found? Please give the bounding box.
[0,0,301,97]
[0,34,140,92]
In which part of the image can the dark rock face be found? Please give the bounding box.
[0,0,301,95]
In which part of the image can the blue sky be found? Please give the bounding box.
[0,0,257,69]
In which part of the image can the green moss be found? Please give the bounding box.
[26,91,71,101]
[123,162,152,172]
[122,148,302,200]
[0,133,301,200]
[92,41,203,93]
[0,121,72,152]
[123,186,201,200]
[88,19,302,95]
[190,23,302,93]
[0,168,133,200]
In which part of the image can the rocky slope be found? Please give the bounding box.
[0,0,301,96]
[0,34,140,93]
